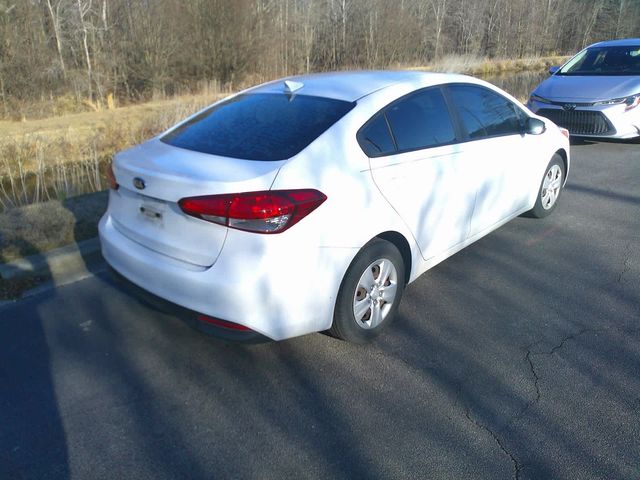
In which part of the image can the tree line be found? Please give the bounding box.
[0,0,639,117]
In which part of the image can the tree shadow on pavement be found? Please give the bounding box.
[0,232,70,479]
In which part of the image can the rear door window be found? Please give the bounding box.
[358,87,457,157]
[162,93,355,161]
[446,85,522,139]
[385,88,456,152]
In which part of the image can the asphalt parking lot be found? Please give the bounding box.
[1,140,638,480]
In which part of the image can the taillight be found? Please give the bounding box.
[105,162,119,190]
[178,189,327,234]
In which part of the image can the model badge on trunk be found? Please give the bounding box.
[133,177,146,190]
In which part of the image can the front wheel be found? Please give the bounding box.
[329,239,405,343]
[528,154,565,218]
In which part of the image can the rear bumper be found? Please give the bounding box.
[99,213,357,341]
[107,266,268,342]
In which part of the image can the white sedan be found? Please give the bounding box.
[99,71,570,343]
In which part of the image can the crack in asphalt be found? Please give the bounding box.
[617,242,632,284]
[539,327,601,357]
[517,349,542,422]
[462,403,522,480]
[515,328,602,419]
[506,325,639,432]
[459,326,619,480]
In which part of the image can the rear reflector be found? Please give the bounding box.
[197,314,252,331]
[179,189,327,233]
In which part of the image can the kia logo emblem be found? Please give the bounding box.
[133,177,146,190]
[562,103,577,111]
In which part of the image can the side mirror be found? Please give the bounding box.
[548,66,559,75]
[524,117,546,135]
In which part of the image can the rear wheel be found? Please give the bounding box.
[330,239,405,343]
[528,154,565,218]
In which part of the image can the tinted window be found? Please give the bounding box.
[447,85,522,139]
[386,88,456,151]
[162,93,355,161]
[558,46,640,76]
[358,114,396,156]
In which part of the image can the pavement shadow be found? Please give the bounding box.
[0,232,70,478]
[61,190,109,272]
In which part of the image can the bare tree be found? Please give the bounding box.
[45,0,67,79]
[1,0,640,119]
[75,0,93,99]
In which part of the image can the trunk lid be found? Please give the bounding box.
[110,138,285,267]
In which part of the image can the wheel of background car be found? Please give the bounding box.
[529,153,565,218]
[330,238,405,343]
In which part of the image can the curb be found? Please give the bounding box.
[0,238,103,282]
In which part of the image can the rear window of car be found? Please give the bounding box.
[161,93,356,161]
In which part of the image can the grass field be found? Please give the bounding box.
[408,54,568,76]
[0,55,568,179]
[0,93,227,173]
[0,92,227,209]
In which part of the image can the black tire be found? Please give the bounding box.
[528,153,565,218]
[329,238,406,343]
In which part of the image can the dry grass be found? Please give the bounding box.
[0,92,227,208]
[0,92,227,172]
[0,191,107,263]
[407,54,569,76]
[0,192,105,296]
[1,54,564,179]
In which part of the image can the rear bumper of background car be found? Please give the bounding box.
[99,213,358,341]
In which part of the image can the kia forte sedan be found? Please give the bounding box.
[528,38,640,139]
[99,71,570,343]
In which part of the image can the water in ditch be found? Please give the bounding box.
[481,69,549,102]
[0,158,108,211]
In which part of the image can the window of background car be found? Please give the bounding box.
[447,85,522,140]
[385,88,456,152]
[162,93,356,161]
[358,113,396,156]
[559,46,640,76]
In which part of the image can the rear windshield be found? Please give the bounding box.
[558,46,640,76]
[161,93,355,161]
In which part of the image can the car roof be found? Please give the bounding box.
[588,38,640,48]
[248,70,468,102]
